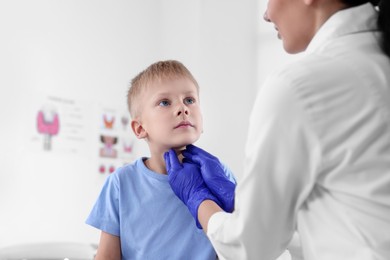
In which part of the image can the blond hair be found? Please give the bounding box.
[127,60,199,118]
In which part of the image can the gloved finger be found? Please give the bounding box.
[183,146,210,163]
[164,152,171,172]
[182,150,195,161]
[186,144,216,160]
[164,149,182,171]
[181,157,201,172]
[182,157,196,164]
[182,152,203,167]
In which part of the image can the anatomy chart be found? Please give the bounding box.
[98,104,136,175]
[26,92,90,155]
[25,91,137,175]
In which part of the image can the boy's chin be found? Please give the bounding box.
[170,137,199,151]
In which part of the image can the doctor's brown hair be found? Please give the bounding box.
[127,60,199,118]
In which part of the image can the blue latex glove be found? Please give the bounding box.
[182,144,236,213]
[164,149,221,229]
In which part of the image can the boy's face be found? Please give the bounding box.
[132,77,203,152]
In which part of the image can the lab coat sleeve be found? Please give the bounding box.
[207,70,322,260]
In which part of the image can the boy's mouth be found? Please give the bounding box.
[174,121,194,129]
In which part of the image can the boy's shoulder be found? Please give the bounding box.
[110,157,144,179]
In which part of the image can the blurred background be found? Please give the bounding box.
[0,0,297,251]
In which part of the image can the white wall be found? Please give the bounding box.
[0,0,261,247]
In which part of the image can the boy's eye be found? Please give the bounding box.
[158,100,170,107]
[184,97,195,105]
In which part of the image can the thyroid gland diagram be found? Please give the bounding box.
[99,135,118,158]
[103,114,115,129]
[36,108,60,150]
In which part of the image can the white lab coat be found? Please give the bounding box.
[207,3,390,260]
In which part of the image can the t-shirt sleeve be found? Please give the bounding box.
[85,174,120,236]
[221,162,237,185]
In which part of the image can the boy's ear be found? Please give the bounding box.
[131,119,147,139]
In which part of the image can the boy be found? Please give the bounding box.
[86,60,233,259]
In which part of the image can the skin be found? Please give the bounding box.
[94,232,121,260]
[132,76,203,174]
[199,0,349,233]
[263,0,347,54]
[94,76,203,259]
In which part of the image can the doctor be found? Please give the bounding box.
[165,0,390,259]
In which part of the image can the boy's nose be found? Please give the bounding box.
[177,105,189,116]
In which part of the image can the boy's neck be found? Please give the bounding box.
[144,148,185,175]
[144,156,167,175]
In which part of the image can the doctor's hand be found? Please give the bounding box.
[164,149,221,229]
[183,144,236,213]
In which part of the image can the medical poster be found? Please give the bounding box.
[24,91,137,175]
[25,92,92,155]
[98,104,136,175]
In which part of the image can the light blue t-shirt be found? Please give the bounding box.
[86,158,217,260]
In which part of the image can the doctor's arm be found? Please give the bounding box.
[203,72,322,259]
[198,200,223,232]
